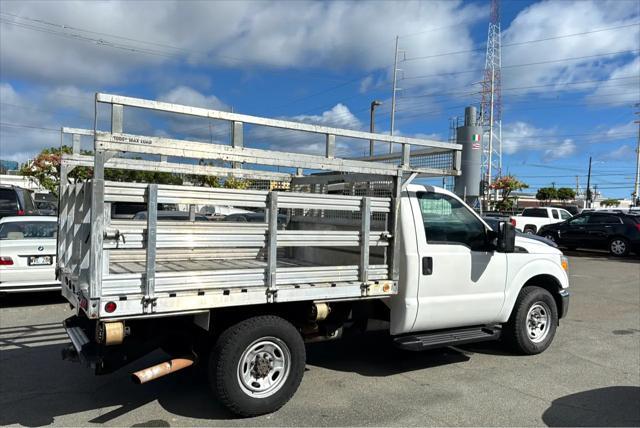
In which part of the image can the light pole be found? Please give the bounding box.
[369,100,382,156]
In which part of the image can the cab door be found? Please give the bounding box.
[409,190,507,332]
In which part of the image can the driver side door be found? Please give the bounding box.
[410,191,507,332]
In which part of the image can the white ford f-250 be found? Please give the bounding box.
[59,94,570,417]
[511,207,573,234]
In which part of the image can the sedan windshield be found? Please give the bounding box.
[0,221,57,240]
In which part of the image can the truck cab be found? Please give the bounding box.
[392,185,569,338]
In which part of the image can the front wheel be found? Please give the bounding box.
[503,286,558,355]
[209,315,306,417]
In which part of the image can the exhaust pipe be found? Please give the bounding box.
[131,358,194,384]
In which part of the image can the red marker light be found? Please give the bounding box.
[104,301,117,313]
[0,257,14,265]
[17,210,25,216]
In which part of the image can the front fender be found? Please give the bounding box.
[498,256,569,323]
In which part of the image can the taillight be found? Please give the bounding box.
[104,301,117,313]
[17,210,25,216]
[0,257,14,265]
[635,223,640,232]
[510,218,516,226]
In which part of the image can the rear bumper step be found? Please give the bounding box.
[393,326,501,351]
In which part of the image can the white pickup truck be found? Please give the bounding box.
[58,94,570,417]
[511,207,573,234]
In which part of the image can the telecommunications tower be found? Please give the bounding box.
[479,0,503,206]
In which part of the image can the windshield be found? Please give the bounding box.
[0,221,57,239]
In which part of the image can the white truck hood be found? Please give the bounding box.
[515,235,563,256]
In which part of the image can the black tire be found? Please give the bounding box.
[543,233,556,243]
[209,315,305,417]
[523,226,536,234]
[609,237,630,257]
[503,286,558,355]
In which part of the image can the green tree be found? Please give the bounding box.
[20,146,182,196]
[536,187,558,204]
[223,176,249,189]
[19,146,92,196]
[556,187,576,202]
[601,198,620,207]
[489,175,529,211]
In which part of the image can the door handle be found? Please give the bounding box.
[422,257,433,275]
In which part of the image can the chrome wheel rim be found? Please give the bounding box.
[237,337,290,398]
[526,302,550,343]
[544,234,555,242]
[611,240,626,255]
[525,229,534,234]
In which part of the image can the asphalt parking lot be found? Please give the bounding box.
[1,251,639,427]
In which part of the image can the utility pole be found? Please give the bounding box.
[633,103,640,206]
[586,156,592,208]
[369,100,382,156]
[575,175,579,199]
[389,35,400,153]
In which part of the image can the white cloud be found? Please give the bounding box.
[502,0,639,93]
[0,1,485,91]
[603,144,635,160]
[158,86,227,110]
[502,121,576,161]
[249,103,364,156]
[359,75,374,94]
[586,57,640,106]
[543,139,576,161]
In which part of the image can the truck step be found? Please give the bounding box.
[393,326,501,351]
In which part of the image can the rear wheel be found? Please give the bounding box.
[543,233,556,243]
[523,226,536,234]
[503,286,558,355]
[209,315,305,417]
[609,237,630,257]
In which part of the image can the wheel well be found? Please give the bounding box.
[524,224,537,232]
[521,274,564,318]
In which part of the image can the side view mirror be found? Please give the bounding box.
[497,221,516,253]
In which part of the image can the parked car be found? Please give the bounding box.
[0,216,59,293]
[199,205,253,219]
[483,216,558,248]
[538,211,640,256]
[111,202,179,219]
[510,207,573,234]
[0,185,39,218]
[133,210,209,221]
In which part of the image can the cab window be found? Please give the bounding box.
[417,192,487,251]
[551,209,559,219]
[560,210,572,220]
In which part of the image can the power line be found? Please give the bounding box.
[0,122,60,132]
[402,49,639,81]
[403,22,640,62]
[400,75,639,100]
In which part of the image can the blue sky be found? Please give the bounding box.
[0,0,638,198]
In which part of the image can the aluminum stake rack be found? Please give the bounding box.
[57,93,462,320]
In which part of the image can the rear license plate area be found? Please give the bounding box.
[28,256,52,266]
